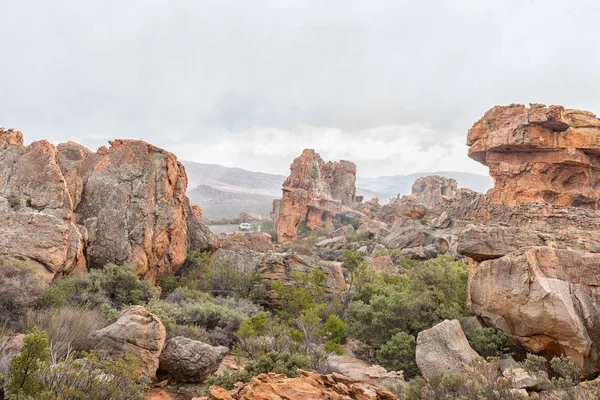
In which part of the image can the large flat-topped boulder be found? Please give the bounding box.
[467,104,600,208]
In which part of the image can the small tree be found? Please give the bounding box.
[6,327,50,399]
[376,331,418,377]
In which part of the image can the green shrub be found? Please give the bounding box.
[271,268,327,319]
[234,312,295,359]
[348,254,470,349]
[245,351,310,377]
[40,263,156,311]
[206,351,311,391]
[389,249,419,270]
[521,353,548,374]
[201,262,268,303]
[466,327,514,359]
[550,354,582,383]
[92,263,156,308]
[371,248,390,258]
[158,251,212,298]
[37,350,148,400]
[376,332,418,377]
[5,327,49,399]
[319,314,347,346]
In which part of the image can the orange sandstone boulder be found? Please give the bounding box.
[467,103,600,208]
[206,370,396,400]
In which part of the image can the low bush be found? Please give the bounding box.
[206,351,311,391]
[5,327,50,399]
[40,263,156,311]
[25,306,107,360]
[0,260,46,329]
[466,327,514,359]
[200,262,268,303]
[376,332,417,377]
[37,351,148,400]
[389,249,419,270]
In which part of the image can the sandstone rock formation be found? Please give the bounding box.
[416,319,481,380]
[219,233,273,253]
[257,253,347,297]
[365,256,398,275]
[327,354,405,392]
[459,104,600,378]
[411,176,458,207]
[91,306,166,377]
[272,149,360,242]
[469,247,600,377]
[468,103,600,208]
[0,132,216,284]
[158,336,229,383]
[205,370,396,400]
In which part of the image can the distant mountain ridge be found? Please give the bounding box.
[182,160,493,219]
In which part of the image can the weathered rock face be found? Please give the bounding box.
[366,256,398,275]
[0,128,24,151]
[272,149,358,242]
[91,306,166,377]
[469,247,600,377]
[257,253,347,295]
[0,132,216,284]
[327,354,405,392]
[416,319,481,380]
[206,370,396,400]
[0,137,86,277]
[411,175,458,207]
[158,336,228,383]
[467,103,600,208]
[219,233,273,253]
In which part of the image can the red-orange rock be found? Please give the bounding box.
[0,133,216,284]
[467,104,600,208]
[206,370,396,400]
[0,128,24,151]
[273,149,358,242]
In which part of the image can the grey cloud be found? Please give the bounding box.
[1,0,599,175]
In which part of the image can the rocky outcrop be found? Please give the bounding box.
[0,132,216,284]
[0,138,86,277]
[91,305,166,377]
[272,149,358,242]
[206,370,396,400]
[257,253,347,295]
[416,319,481,380]
[467,103,600,208]
[0,128,24,151]
[411,176,458,207]
[219,233,273,253]
[327,354,405,391]
[457,225,551,261]
[366,256,398,275]
[0,334,25,376]
[469,247,600,377]
[158,336,228,383]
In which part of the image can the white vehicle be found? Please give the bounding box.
[239,222,252,231]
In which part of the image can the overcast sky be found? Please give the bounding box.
[2,0,600,177]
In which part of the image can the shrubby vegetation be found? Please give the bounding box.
[465,327,514,359]
[346,254,470,375]
[3,328,147,400]
[2,236,594,399]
